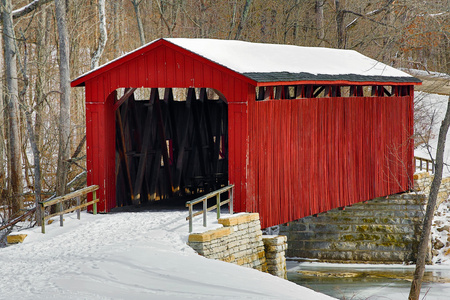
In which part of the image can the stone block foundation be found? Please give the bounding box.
[263,235,287,279]
[188,213,287,278]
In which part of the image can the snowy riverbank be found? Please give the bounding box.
[0,209,334,300]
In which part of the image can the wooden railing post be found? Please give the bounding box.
[216,194,220,219]
[76,196,81,220]
[414,156,435,174]
[185,185,234,233]
[230,187,233,214]
[203,197,207,227]
[39,185,99,233]
[93,191,97,215]
[189,204,193,233]
[41,203,45,234]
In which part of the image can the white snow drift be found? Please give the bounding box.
[0,209,335,300]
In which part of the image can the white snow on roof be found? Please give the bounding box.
[165,38,413,78]
[73,38,416,84]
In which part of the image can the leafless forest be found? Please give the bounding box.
[0,0,449,219]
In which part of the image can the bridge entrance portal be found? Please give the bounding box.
[115,87,228,207]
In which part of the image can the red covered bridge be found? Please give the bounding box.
[71,38,420,228]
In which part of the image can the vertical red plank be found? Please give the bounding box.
[159,46,166,87]
[228,101,248,214]
[193,59,203,88]
[247,84,257,213]
[174,51,184,87]
[137,55,145,87]
[85,106,96,208]
[165,47,175,87]
[185,56,194,87]
[203,64,213,89]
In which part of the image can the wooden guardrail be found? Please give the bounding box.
[39,185,99,234]
[415,156,434,173]
[186,185,234,233]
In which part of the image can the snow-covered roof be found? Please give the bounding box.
[166,38,420,83]
[72,38,421,86]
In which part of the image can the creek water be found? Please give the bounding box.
[287,261,450,300]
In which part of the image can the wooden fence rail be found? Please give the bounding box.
[186,184,234,233]
[39,185,99,234]
[414,156,434,173]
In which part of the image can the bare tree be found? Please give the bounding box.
[54,0,71,198]
[409,29,450,300]
[334,0,346,48]
[409,94,450,299]
[91,0,107,69]
[2,0,24,215]
[234,0,252,40]
[130,0,145,45]
[0,22,5,195]
[112,0,122,56]
[315,0,325,41]
[155,0,182,37]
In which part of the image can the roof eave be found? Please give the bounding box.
[71,39,167,88]
[244,72,422,86]
[255,80,422,87]
[71,38,258,88]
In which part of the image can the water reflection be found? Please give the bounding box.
[287,261,450,300]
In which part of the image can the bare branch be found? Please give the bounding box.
[346,0,395,30]
[344,10,395,29]
[12,0,53,19]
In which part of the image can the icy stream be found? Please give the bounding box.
[287,261,450,300]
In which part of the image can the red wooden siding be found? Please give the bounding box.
[74,39,415,230]
[248,96,413,229]
[85,91,116,212]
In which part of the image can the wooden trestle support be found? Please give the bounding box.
[115,87,228,206]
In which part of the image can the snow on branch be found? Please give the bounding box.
[12,0,53,19]
[345,0,395,30]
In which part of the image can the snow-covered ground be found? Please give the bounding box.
[414,91,450,176]
[433,197,450,265]
[414,91,450,265]
[0,208,335,300]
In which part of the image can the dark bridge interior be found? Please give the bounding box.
[115,87,228,207]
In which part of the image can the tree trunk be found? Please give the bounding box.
[2,0,24,215]
[409,94,450,299]
[315,0,325,41]
[113,0,121,56]
[334,0,346,49]
[409,36,450,300]
[25,111,42,225]
[35,7,51,153]
[227,0,238,39]
[0,23,5,193]
[131,0,145,46]
[91,0,107,69]
[31,7,50,225]
[234,0,252,40]
[54,0,71,199]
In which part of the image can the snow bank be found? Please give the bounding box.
[414,91,450,176]
[0,209,335,299]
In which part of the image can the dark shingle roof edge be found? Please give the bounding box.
[243,72,422,84]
